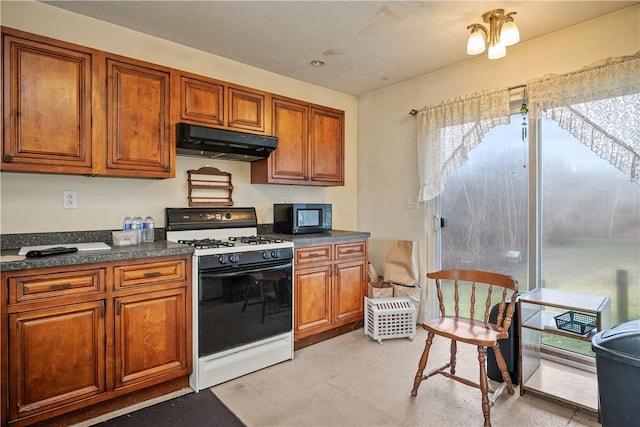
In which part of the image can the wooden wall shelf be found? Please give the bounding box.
[187,167,233,206]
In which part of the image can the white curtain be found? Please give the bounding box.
[416,89,511,202]
[526,51,640,183]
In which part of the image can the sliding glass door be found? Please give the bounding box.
[540,118,640,355]
[438,112,639,358]
[440,115,529,288]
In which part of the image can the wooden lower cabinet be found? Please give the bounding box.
[8,301,106,421]
[294,239,367,349]
[0,255,191,426]
[114,288,187,390]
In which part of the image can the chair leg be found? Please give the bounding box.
[492,344,515,395]
[477,346,491,427]
[411,332,434,397]
[449,339,457,375]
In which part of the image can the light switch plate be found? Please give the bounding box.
[406,195,418,209]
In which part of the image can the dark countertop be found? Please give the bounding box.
[267,230,371,245]
[0,229,369,272]
[1,241,194,272]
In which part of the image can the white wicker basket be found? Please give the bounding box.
[364,296,417,344]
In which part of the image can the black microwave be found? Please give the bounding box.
[273,203,332,234]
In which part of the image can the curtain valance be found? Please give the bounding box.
[416,51,640,201]
[526,51,640,183]
[416,90,510,202]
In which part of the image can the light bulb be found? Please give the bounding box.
[466,29,486,55]
[500,19,520,47]
[488,43,506,59]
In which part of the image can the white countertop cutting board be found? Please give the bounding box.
[18,242,111,255]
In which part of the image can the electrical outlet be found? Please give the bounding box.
[406,195,418,209]
[63,190,78,209]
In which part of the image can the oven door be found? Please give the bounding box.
[198,259,292,357]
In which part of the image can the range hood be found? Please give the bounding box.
[176,123,277,162]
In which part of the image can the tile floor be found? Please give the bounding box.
[213,327,600,427]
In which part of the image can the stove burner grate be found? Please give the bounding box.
[178,238,236,249]
[228,235,285,245]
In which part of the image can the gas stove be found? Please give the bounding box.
[165,206,295,392]
[165,207,293,256]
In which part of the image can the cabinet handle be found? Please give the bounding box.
[218,120,224,126]
[100,301,105,318]
[164,166,171,172]
[2,155,13,163]
[228,121,234,127]
[308,253,322,257]
[115,300,121,315]
[51,283,72,290]
[143,271,162,277]
[345,249,358,253]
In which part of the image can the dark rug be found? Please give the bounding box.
[97,390,245,427]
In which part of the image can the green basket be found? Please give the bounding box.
[554,311,596,335]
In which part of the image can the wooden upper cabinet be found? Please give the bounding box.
[105,56,173,178]
[1,28,174,178]
[179,74,225,126]
[310,107,344,185]
[252,97,344,186]
[174,71,268,134]
[227,86,267,132]
[255,97,309,183]
[1,28,94,174]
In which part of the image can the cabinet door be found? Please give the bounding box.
[2,30,93,174]
[333,259,367,325]
[106,57,172,178]
[8,301,106,421]
[294,264,332,338]
[256,98,308,183]
[309,107,344,185]
[228,86,267,133]
[114,288,187,390]
[179,75,225,126]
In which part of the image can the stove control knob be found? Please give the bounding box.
[271,250,280,259]
[262,251,271,259]
[218,255,228,264]
[225,212,232,219]
[230,254,240,263]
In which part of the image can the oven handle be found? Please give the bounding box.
[199,261,291,279]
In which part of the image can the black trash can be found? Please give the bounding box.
[591,319,640,427]
[487,299,519,384]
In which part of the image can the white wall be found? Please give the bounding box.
[357,6,640,272]
[0,0,358,233]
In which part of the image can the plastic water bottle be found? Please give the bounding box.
[123,215,133,230]
[132,216,143,243]
[142,216,155,243]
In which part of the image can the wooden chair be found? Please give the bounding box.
[410,269,519,427]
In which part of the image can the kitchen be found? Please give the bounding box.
[1,1,639,426]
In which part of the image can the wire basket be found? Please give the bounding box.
[365,296,416,344]
[554,311,597,335]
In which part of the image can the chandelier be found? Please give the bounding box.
[466,9,520,59]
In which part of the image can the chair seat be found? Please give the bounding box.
[422,317,506,347]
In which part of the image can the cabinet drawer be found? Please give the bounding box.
[295,245,332,265]
[8,268,106,305]
[335,241,367,260]
[114,259,187,289]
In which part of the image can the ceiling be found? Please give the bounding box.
[42,1,637,96]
